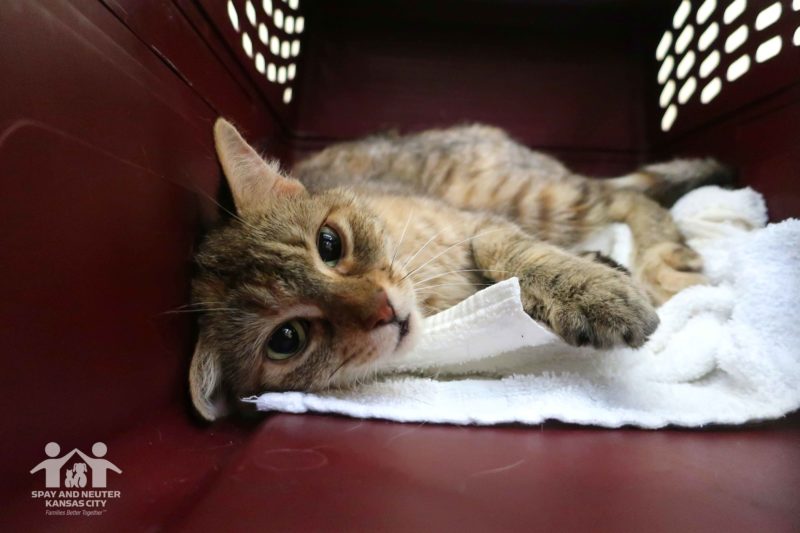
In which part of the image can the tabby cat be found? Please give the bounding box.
[189,118,731,420]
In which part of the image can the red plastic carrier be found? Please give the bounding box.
[2,1,799,531]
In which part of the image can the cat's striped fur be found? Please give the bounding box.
[189,120,731,420]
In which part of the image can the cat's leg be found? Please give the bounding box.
[604,189,707,305]
[471,218,659,348]
[488,176,707,305]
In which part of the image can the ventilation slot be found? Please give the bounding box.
[725,25,748,53]
[660,80,676,108]
[228,1,240,32]
[724,0,747,24]
[658,56,675,84]
[727,54,751,81]
[678,77,697,104]
[675,25,695,54]
[754,2,782,31]
[699,50,720,78]
[756,35,782,63]
[656,31,673,60]
[696,0,717,24]
[698,22,719,51]
[701,77,722,103]
[245,0,256,26]
[674,0,692,28]
[242,32,253,58]
[677,51,696,79]
[661,104,678,132]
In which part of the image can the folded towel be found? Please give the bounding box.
[245,186,800,428]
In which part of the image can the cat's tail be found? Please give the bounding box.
[605,158,736,207]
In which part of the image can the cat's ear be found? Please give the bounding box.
[189,336,227,421]
[213,118,305,214]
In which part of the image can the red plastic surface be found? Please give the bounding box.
[2,0,799,531]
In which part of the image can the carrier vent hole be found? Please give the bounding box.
[674,1,692,28]
[658,55,675,84]
[677,51,696,79]
[724,0,747,25]
[726,54,751,81]
[661,104,678,131]
[755,35,782,62]
[656,31,673,60]
[699,22,719,51]
[242,32,253,58]
[245,0,257,26]
[697,0,717,24]
[228,1,240,32]
[699,50,720,78]
[678,77,697,104]
[675,25,695,54]
[725,25,748,53]
[701,77,722,103]
[755,2,782,31]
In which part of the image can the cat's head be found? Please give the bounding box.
[189,119,421,420]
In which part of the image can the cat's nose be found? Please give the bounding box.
[366,290,396,330]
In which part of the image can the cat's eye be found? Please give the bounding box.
[317,225,342,267]
[265,319,308,360]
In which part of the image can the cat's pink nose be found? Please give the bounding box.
[366,290,396,330]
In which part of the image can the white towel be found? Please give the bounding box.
[245,186,800,428]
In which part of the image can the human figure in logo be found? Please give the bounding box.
[65,463,88,488]
[75,442,121,488]
[30,442,77,488]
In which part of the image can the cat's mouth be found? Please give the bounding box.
[391,312,419,355]
[398,316,410,339]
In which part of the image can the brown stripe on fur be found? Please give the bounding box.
[461,178,480,206]
[510,179,533,221]
[488,174,510,206]
[436,162,458,194]
[537,184,555,240]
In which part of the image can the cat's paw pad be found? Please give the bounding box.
[526,268,660,349]
[639,242,708,304]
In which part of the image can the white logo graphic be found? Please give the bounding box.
[30,442,121,488]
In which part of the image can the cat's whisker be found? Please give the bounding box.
[414,282,495,292]
[411,268,512,286]
[398,225,451,273]
[390,210,414,270]
[402,228,506,281]
[186,181,261,233]
[328,352,358,383]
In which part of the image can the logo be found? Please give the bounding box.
[30,442,122,516]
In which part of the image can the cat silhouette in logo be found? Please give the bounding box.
[64,463,88,488]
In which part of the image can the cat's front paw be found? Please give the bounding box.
[524,265,660,349]
[638,242,708,305]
